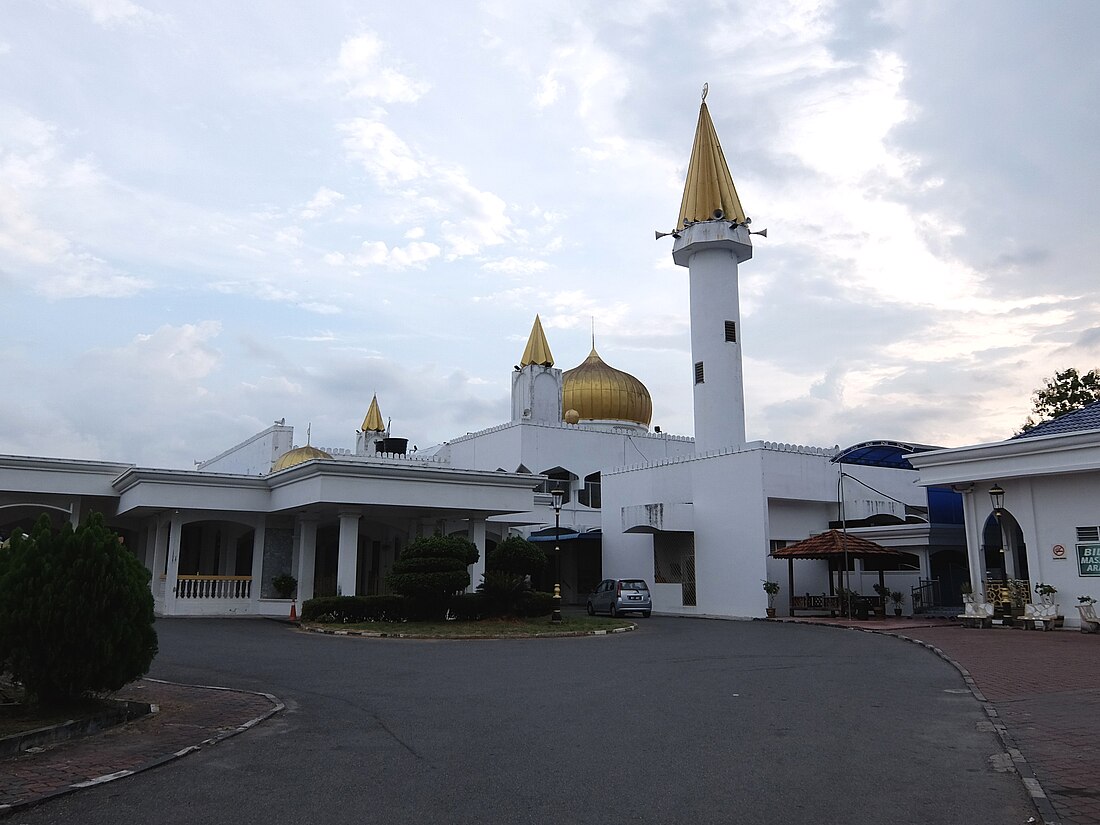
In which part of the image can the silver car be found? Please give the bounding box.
[587,578,652,617]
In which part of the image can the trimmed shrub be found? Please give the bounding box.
[301,595,406,623]
[448,592,487,621]
[519,590,555,618]
[0,513,157,705]
[477,570,529,616]
[487,536,547,577]
[386,535,479,620]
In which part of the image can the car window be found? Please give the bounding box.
[620,580,648,591]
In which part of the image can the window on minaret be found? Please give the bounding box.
[694,362,705,384]
[724,321,737,342]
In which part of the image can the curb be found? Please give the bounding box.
[0,679,284,818]
[786,620,1059,825]
[883,632,1060,825]
[300,623,637,640]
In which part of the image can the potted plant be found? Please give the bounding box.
[889,590,904,617]
[762,580,780,618]
[1034,582,1057,607]
[272,574,297,599]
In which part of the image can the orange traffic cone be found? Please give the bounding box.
[289,601,298,622]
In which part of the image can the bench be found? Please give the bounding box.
[1079,603,1100,633]
[1023,602,1063,631]
[958,600,994,628]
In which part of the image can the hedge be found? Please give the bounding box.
[301,595,406,623]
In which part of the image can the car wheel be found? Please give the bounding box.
[610,602,618,617]
[642,610,651,618]
[586,601,595,616]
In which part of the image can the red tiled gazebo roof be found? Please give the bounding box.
[770,530,904,559]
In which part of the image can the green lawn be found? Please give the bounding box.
[304,616,636,638]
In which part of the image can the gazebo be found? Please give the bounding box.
[771,530,904,617]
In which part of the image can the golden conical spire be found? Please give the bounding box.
[676,87,747,231]
[519,314,554,367]
[362,394,385,432]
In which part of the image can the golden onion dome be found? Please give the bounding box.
[271,444,333,472]
[561,348,652,427]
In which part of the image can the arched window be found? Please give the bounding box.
[578,472,601,509]
[537,466,577,504]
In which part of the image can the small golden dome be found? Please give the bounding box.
[562,348,652,427]
[563,409,581,425]
[271,444,333,472]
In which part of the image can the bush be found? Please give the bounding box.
[0,513,157,705]
[520,590,555,617]
[477,570,529,616]
[487,536,547,577]
[301,595,406,623]
[386,535,479,620]
[448,592,487,621]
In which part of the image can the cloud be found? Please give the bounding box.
[326,240,441,270]
[69,0,164,29]
[300,187,345,220]
[339,118,428,185]
[482,257,550,275]
[328,32,428,103]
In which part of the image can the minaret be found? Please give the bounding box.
[356,394,388,454]
[669,86,753,453]
[511,315,563,424]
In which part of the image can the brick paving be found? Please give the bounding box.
[790,617,1100,825]
[0,679,281,814]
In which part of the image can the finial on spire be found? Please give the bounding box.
[701,82,708,102]
[306,423,312,445]
[591,316,596,351]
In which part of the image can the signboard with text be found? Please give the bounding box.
[1078,543,1100,576]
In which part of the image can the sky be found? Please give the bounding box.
[2,0,1099,469]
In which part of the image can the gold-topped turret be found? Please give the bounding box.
[519,314,554,368]
[676,85,746,230]
[362,394,385,432]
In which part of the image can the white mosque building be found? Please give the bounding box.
[1,91,993,621]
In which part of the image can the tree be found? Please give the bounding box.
[486,535,547,577]
[478,536,549,617]
[385,534,479,620]
[1019,367,1100,433]
[0,513,158,705]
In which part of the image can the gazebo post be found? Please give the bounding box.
[787,558,794,617]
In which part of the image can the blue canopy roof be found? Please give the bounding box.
[832,440,943,470]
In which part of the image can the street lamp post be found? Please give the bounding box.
[989,484,1007,580]
[551,488,564,624]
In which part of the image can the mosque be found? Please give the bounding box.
[12,91,1092,624]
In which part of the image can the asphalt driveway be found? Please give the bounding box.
[12,617,1035,825]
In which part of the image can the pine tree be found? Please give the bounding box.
[0,513,157,705]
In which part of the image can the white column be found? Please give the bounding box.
[143,521,158,575]
[962,490,984,590]
[672,222,752,453]
[468,519,487,592]
[337,513,360,596]
[69,497,82,528]
[163,513,184,616]
[250,518,266,606]
[152,518,169,579]
[296,518,317,602]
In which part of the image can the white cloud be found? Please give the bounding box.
[482,256,549,275]
[329,239,441,270]
[70,0,163,28]
[329,32,428,103]
[300,187,345,219]
[340,118,428,185]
